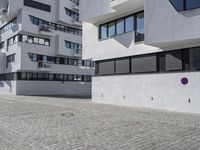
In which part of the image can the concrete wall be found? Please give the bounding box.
[92,72,200,113]
[16,81,91,96]
[145,0,200,48]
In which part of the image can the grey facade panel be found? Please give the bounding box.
[116,58,130,74]
[131,55,157,73]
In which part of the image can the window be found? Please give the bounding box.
[132,54,157,73]
[0,18,17,35]
[65,8,79,21]
[166,51,183,71]
[108,22,116,37]
[29,15,82,36]
[169,0,200,12]
[158,53,166,72]
[0,42,4,49]
[125,16,134,32]
[28,36,33,43]
[24,0,51,12]
[44,39,50,46]
[22,35,28,43]
[116,58,130,74]
[135,12,144,42]
[100,24,108,39]
[39,38,45,45]
[99,11,143,41]
[65,41,82,50]
[116,19,124,35]
[189,47,200,71]
[6,54,16,67]
[99,60,115,75]
[169,0,184,12]
[33,37,39,44]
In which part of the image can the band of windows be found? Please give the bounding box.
[28,53,94,67]
[65,8,79,21]
[65,40,82,50]
[29,16,82,36]
[99,11,144,42]
[95,46,200,76]
[7,34,50,47]
[6,54,16,68]
[0,72,92,82]
[0,18,17,35]
[169,0,200,12]
[24,0,51,12]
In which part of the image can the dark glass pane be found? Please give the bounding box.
[116,19,124,35]
[125,16,134,32]
[116,58,130,74]
[100,24,107,39]
[158,53,166,72]
[99,60,115,75]
[166,51,182,71]
[135,12,144,42]
[189,47,200,70]
[132,54,157,73]
[186,0,200,10]
[169,0,184,12]
[108,22,116,37]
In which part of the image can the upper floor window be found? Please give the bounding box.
[24,0,51,12]
[29,16,82,36]
[99,11,144,42]
[65,8,79,21]
[169,0,200,12]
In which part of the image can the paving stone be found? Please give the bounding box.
[0,96,200,149]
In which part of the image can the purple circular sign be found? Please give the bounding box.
[181,77,188,85]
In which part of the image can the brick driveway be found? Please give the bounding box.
[0,95,200,150]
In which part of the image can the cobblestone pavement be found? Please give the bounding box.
[0,96,200,150]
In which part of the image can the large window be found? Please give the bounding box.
[169,0,200,12]
[99,11,144,42]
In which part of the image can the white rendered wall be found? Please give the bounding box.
[92,72,200,114]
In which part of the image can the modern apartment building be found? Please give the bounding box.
[0,0,94,95]
[81,0,200,113]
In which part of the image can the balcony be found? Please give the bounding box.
[71,0,79,12]
[110,0,144,12]
[72,49,82,57]
[72,17,82,26]
[38,62,52,72]
[0,0,8,22]
[38,24,55,36]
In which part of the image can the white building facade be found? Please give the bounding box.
[81,0,200,113]
[0,0,94,96]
